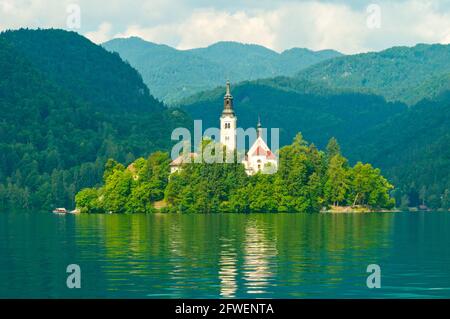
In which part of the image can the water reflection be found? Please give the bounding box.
[218,238,237,298]
[69,212,401,298]
[1,212,450,298]
[242,219,277,296]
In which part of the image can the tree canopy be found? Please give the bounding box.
[76,135,395,213]
[0,29,190,212]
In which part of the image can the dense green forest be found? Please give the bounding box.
[0,29,190,211]
[2,28,450,212]
[76,135,394,213]
[180,78,406,150]
[297,43,450,105]
[103,37,342,104]
[348,91,450,210]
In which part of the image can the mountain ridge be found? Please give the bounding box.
[102,37,343,103]
[296,42,450,105]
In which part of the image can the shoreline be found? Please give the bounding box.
[321,205,401,213]
[71,207,404,214]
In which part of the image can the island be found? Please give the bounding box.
[75,83,394,214]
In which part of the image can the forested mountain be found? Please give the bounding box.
[1,29,163,112]
[297,43,450,105]
[180,78,406,148]
[347,91,450,209]
[102,37,342,104]
[407,72,450,104]
[0,29,190,211]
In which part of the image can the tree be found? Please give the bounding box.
[75,188,100,213]
[102,169,133,213]
[442,189,450,210]
[326,137,341,160]
[400,195,410,211]
[324,154,349,206]
[349,162,394,209]
[103,159,124,182]
[419,186,427,206]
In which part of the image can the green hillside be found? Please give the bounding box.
[1,29,163,112]
[180,78,406,149]
[0,29,190,211]
[102,37,342,104]
[347,91,450,209]
[297,43,450,105]
[407,72,450,104]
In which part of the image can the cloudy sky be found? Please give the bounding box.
[1,0,450,54]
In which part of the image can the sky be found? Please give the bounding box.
[1,0,450,54]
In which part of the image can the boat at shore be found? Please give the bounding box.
[52,208,67,214]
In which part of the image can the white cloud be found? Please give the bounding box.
[85,22,113,43]
[115,9,276,50]
[109,3,369,53]
[176,9,276,50]
[266,2,368,53]
[442,32,450,44]
[0,0,14,13]
[2,0,450,53]
[356,0,450,51]
[0,0,64,28]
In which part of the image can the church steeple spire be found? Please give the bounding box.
[257,116,263,138]
[226,80,231,96]
[223,80,234,116]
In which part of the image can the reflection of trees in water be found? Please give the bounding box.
[75,214,172,294]
[74,213,394,297]
[272,213,394,292]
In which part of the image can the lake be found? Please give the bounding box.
[0,211,449,298]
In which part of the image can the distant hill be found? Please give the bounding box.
[102,37,343,104]
[407,72,450,104]
[180,78,406,149]
[0,29,190,211]
[297,43,450,105]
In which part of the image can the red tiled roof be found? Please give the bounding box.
[266,150,276,160]
[253,146,266,156]
[252,146,276,160]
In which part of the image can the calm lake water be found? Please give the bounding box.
[0,211,449,298]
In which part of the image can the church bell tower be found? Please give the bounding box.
[220,81,237,152]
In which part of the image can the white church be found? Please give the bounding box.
[170,81,278,175]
